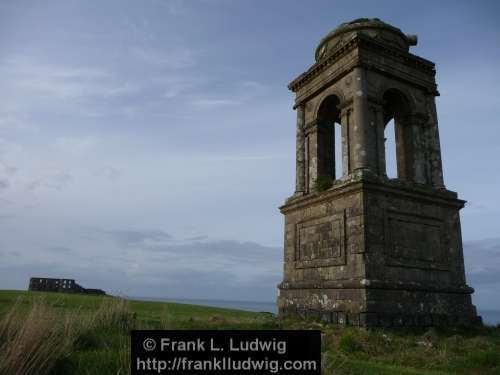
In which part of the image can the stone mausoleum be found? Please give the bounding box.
[278,18,480,327]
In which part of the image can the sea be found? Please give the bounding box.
[132,296,500,326]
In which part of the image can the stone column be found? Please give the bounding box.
[350,67,377,173]
[408,114,428,184]
[295,104,306,195]
[340,106,352,177]
[305,121,319,193]
[368,102,386,177]
[395,116,414,182]
[304,133,310,193]
[426,96,445,188]
[422,124,433,185]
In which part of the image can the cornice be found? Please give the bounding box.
[288,37,360,92]
[288,34,435,93]
[280,176,463,214]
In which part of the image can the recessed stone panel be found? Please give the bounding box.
[384,210,448,270]
[295,211,346,268]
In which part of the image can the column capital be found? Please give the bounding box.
[295,102,306,112]
[304,120,319,135]
[296,104,305,127]
[338,98,354,110]
[340,106,353,118]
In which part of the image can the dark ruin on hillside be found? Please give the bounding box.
[28,277,106,295]
[278,18,480,327]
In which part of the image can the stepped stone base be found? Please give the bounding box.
[280,307,481,328]
[278,285,481,327]
[278,177,480,328]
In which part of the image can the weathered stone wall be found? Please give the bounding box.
[281,182,365,284]
[279,176,479,326]
[363,180,468,286]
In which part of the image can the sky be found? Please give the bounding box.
[0,0,499,309]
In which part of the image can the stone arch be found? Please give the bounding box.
[382,88,415,181]
[312,87,346,121]
[376,82,417,113]
[382,88,411,124]
[314,94,342,182]
[317,94,341,123]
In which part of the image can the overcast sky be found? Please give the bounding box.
[0,0,499,309]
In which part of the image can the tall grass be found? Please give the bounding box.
[0,298,77,375]
[2,292,499,375]
[0,296,135,375]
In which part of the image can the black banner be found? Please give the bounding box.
[131,330,321,375]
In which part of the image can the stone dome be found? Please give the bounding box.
[315,18,417,61]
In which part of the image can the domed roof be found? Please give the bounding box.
[315,18,417,61]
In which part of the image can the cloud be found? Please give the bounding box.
[0,161,18,175]
[26,170,73,191]
[130,45,196,69]
[464,238,500,309]
[188,235,208,241]
[156,0,187,16]
[240,80,270,96]
[189,80,271,110]
[191,98,242,110]
[465,238,500,278]
[102,229,172,248]
[160,75,197,99]
[46,246,73,254]
[0,226,282,302]
[93,166,121,181]
[54,136,99,156]
[0,198,13,206]
[0,179,9,190]
[0,56,138,106]
[96,231,282,299]
[0,114,38,132]
[0,161,16,194]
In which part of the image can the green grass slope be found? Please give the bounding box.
[1,290,500,375]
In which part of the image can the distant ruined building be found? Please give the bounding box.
[278,19,480,327]
[28,277,106,295]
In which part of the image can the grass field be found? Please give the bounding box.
[1,290,500,374]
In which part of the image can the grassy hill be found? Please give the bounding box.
[0,290,499,374]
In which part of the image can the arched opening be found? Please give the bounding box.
[334,123,342,180]
[316,95,342,182]
[382,89,412,181]
[385,119,397,178]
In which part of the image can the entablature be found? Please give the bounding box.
[290,34,438,108]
